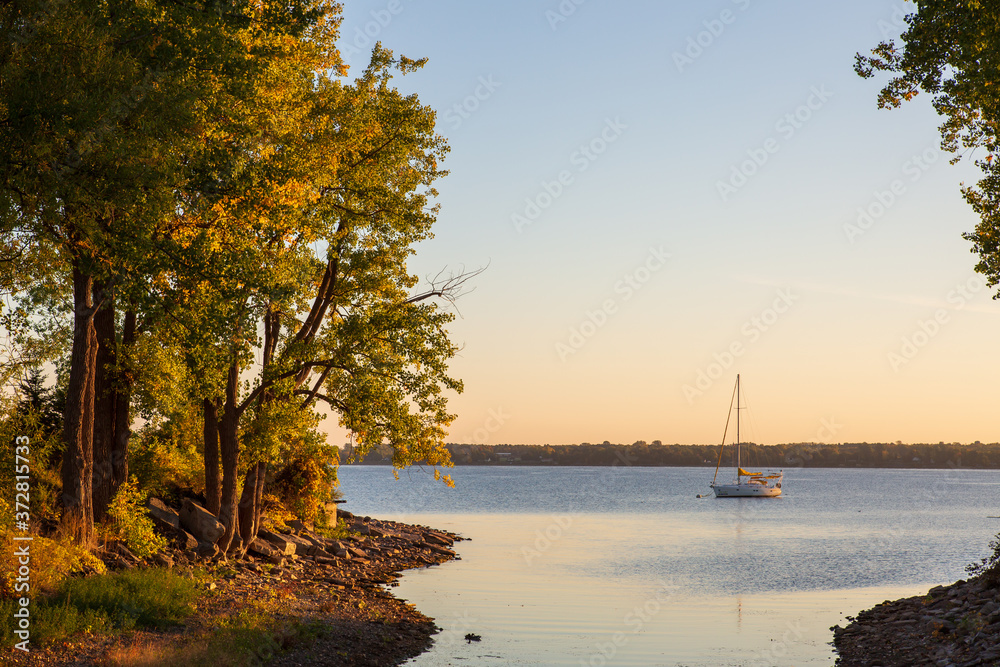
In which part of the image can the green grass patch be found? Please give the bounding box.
[99,610,330,667]
[191,611,328,666]
[0,567,204,648]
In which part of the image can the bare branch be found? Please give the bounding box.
[405,263,488,315]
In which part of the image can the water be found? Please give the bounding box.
[336,466,1000,666]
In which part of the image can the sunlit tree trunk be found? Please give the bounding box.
[111,310,135,497]
[61,261,98,546]
[91,282,117,521]
[216,360,241,556]
[203,397,221,516]
[237,461,267,553]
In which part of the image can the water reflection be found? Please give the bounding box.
[334,467,999,665]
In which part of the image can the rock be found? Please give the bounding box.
[287,519,310,534]
[180,499,225,544]
[424,543,456,557]
[424,531,453,547]
[196,540,219,559]
[170,528,199,551]
[259,529,317,555]
[153,553,174,569]
[147,498,182,532]
[248,537,282,560]
[257,529,299,556]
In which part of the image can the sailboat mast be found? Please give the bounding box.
[736,374,741,475]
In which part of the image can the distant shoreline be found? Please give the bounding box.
[346,441,1000,469]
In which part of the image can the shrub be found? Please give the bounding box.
[0,530,106,598]
[105,477,168,559]
[967,531,1000,586]
[0,567,202,648]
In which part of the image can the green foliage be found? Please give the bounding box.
[130,404,206,501]
[267,425,339,525]
[313,515,353,541]
[0,567,201,647]
[105,477,168,559]
[2,0,466,552]
[0,391,64,532]
[856,2,1000,295]
[967,532,1000,587]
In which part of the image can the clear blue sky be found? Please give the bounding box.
[331,0,1000,446]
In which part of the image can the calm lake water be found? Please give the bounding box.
[336,466,1000,666]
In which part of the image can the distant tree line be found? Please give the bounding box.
[352,441,1000,469]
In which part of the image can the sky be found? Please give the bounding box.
[328,0,1000,447]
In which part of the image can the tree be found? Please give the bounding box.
[0,0,331,544]
[855,2,1000,295]
[166,42,472,556]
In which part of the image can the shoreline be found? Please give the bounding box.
[10,513,463,667]
[833,576,1000,666]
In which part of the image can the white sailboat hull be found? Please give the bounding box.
[711,482,781,498]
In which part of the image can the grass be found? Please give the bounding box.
[0,567,204,648]
[94,586,330,667]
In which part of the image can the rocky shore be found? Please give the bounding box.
[833,577,1000,666]
[11,507,464,667]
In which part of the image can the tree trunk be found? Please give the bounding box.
[61,262,98,546]
[215,360,241,556]
[237,461,266,554]
[203,397,221,516]
[91,283,117,521]
[111,310,136,498]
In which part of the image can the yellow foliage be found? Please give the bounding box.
[0,530,106,598]
[103,477,168,559]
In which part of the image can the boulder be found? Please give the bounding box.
[346,546,369,559]
[248,538,282,560]
[153,553,174,569]
[257,529,298,556]
[171,528,199,551]
[424,543,456,557]
[282,532,319,554]
[146,498,181,532]
[180,499,224,544]
[196,540,219,560]
[287,519,310,534]
[424,531,453,547]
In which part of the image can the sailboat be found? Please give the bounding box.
[709,374,783,498]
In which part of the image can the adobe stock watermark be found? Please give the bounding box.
[12,435,32,652]
[555,246,670,362]
[469,407,510,445]
[672,0,752,73]
[340,0,412,59]
[843,145,939,243]
[522,449,638,565]
[443,75,501,131]
[887,274,985,372]
[877,4,909,41]
[511,117,627,233]
[579,578,681,667]
[545,0,589,31]
[683,288,798,403]
[716,85,834,202]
